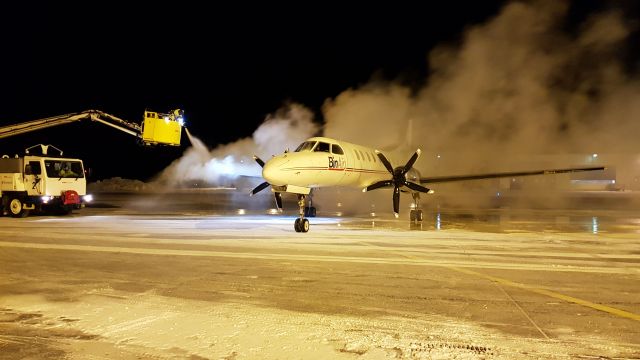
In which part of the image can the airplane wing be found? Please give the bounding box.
[419,166,605,184]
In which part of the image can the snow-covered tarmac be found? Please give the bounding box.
[0,191,638,359]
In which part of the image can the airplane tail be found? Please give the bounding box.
[379,117,417,157]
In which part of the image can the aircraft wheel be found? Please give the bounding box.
[294,218,302,232]
[8,197,28,218]
[416,210,423,222]
[301,218,310,232]
[409,209,416,221]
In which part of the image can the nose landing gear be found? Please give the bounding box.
[294,194,310,232]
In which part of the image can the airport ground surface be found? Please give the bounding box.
[0,190,639,359]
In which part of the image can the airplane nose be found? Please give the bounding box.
[262,157,288,185]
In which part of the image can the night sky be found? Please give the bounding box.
[1,1,636,181]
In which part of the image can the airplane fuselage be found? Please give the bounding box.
[262,137,393,191]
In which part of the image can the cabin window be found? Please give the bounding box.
[365,152,371,162]
[372,152,377,162]
[295,141,316,152]
[354,150,360,160]
[314,142,330,153]
[331,144,344,155]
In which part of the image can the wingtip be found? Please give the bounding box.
[374,149,381,154]
[416,148,421,155]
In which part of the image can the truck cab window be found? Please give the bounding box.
[25,161,41,175]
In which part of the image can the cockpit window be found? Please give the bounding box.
[314,142,330,153]
[331,144,344,155]
[295,141,316,152]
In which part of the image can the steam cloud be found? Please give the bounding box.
[323,1,639,177]
[154,103,319,187]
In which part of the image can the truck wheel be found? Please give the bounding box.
[8,197,29,218]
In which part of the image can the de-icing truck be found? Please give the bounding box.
[0,108,186,217]
[0,144,91,217]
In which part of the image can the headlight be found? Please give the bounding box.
[83,194,93,203]
[41,196,52,203]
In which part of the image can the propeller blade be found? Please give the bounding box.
[363,180,393,192]
[393,186,400,218]
[403,180,430,193]
[375,150,394,174]
[401,149,421,175]
[250,181,270,196]
[253,155,265,168]
[274,192,283,211]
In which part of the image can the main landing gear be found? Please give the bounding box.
[409,192,423,222]
[294,194,317,233]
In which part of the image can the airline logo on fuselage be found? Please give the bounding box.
[328,156,344,169]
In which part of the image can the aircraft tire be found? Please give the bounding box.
[301,218,309,232]
[294,218,302,232]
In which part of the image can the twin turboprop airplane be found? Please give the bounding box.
[251,136,605,232]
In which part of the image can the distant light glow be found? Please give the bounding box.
[336,211,343,217]
[370,212,376,217]
[237,209,246,215]
[177,117,185,126]
[592,216,598,234]
[268,209,279,214]
[83,194,93,203]
[436,212,441,230]
[592,153,598,158]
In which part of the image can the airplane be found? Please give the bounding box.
[250,136,605,232]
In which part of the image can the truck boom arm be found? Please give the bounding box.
[0,109,183,146]
[0,110,141,139]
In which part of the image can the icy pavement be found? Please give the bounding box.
[0,193,639,359]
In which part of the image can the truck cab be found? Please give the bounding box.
[1,152,91,217]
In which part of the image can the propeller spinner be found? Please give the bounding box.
[250,155,283,211]
[363,149,431,217]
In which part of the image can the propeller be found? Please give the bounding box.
[250,155,283,212]
[363,149,431,217]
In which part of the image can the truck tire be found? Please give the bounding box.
[8,197,29,218]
